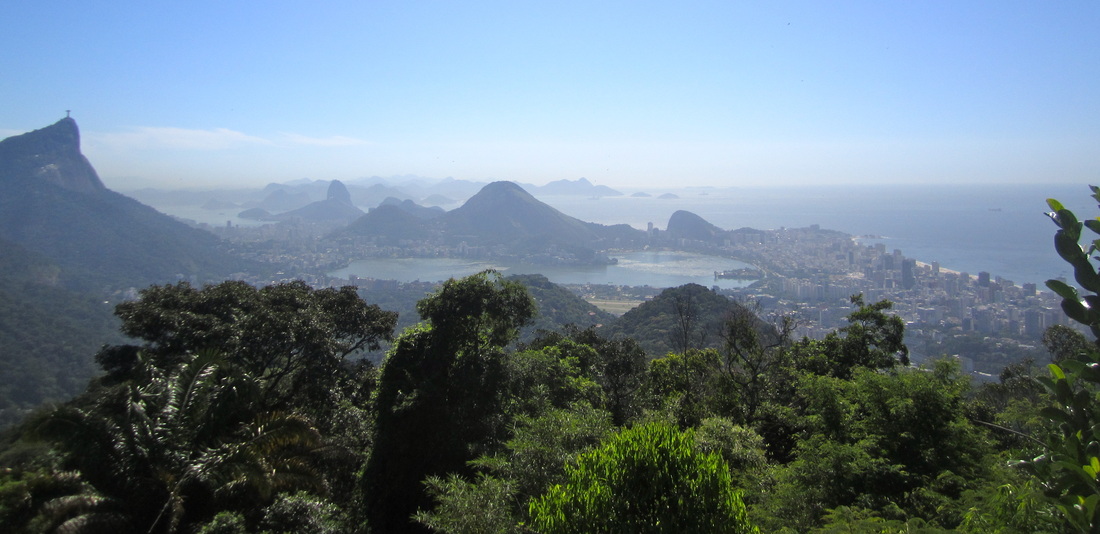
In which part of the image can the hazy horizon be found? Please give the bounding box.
[3,2,1098,191]
[107,173,1088,197]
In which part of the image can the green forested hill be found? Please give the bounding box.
[0,239,120,428]
[604,283,770,357]
[506,274,614,338]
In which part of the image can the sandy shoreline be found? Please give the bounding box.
[915,260,968,279]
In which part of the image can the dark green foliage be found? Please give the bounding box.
[1043,324,1095,362]
[28,352,328,533]
[528,420,758,533]
[413,331,627,531]
[718,303,793,425]
[502,341,604,419]
[195,511,248,534]
[763,360,992,530]
[414,404,615,533]
[103,280,396,412]
[790,295,909,379]
[971,358,1048,451]
[0,469,126,534]
[506,274,614,338]
[412,270,536,351]
[526,326,649,426]
[813,506,953,533]
[0,279,399,532]
[489,405,616,506]
[646,349,724,427]
[257,491,345,534]
[0,238,121,428]
[1023,354,1100,530]
[693,417,770,498]
[363,271,536,533]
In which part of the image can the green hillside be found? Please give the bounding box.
[604,283,772,357]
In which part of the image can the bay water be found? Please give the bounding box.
[538,183,1090,288]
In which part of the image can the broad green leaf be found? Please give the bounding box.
[1058,209,1083,239]
[1049,198,1067,212]
[1086,494,1100,515]
[1057,231,1085,263]
[1080,270,1100,295]
[1050,363,1067,380]
[1042,406,1073,424]
[1048,279,1081,301]
[1062,299,1089,325]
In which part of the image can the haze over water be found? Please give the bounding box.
[538,183,1088,288]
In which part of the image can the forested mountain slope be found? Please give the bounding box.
[604,283,775,357]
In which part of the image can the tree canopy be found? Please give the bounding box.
[528,420,757,534]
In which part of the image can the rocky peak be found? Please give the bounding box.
[0,117,106,195]
[326,179,353,204]
[667,210,724,240]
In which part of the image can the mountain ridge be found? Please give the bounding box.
[0,117,255,291]
[339,180,648,254]
[0,117,106,195]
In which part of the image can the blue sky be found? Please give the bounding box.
[2,1,1097,190]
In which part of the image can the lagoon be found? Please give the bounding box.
[329,251,758,289]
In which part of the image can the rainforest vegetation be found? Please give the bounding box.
[4,189,1100,533]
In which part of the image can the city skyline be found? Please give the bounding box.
[2,1,1098,191]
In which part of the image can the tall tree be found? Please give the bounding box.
[720,302,794,424]
[362,271,535,534]
[790,295,908,379]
